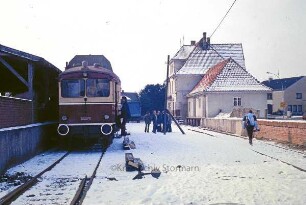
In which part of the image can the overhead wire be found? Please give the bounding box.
[172,0,239,75]
[210,0,238,38]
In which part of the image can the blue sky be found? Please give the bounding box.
[1,0,305,92]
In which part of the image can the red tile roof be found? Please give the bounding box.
[189,58,271,95]
[189,59,229,94]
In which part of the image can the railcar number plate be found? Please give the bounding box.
[81,117,92,121]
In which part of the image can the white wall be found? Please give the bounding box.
[205,92,268,118]
[272,91,284,112]
[175,74,203,119]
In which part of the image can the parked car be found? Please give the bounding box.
[178,119,184,125]
[175,118,184,125]
[272,109,284,116]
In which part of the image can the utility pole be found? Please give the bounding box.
[164,55,170,111]
[163,55,170,135]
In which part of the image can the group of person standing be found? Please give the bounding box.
[119,96,173,136]
[144,110,172,133]
[121,95,258,145]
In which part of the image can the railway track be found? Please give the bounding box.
[188,127,306,173]
[70,144,104,205]
[0,143,106,205]
[0,152,70,205]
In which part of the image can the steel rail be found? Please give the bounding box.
[0,151,70,205]
[70,148,105,205]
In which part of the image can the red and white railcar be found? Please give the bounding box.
[57,61,121,139]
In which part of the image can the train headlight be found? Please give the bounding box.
[104,115,110,120]
[61,115,68,121]
[101,124,113,135]
[58,124,69,136]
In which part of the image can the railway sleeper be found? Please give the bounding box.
[123,136,136,150]
[125,153,144,172]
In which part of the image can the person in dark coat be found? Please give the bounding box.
[167,112,172,132]
[120,96,130,136]
[242,110,259,145]
[151,110,157,133]
[156,110,162,132]
[144,111,151,133]
[161,110,168,133]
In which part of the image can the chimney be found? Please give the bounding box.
[203,32,207,49]
[191,40,196,45]
[207,37,210,49]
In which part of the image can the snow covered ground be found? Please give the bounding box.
[1,123,305,204]
[0,150,102,204]
[11,151,102,205]
[0,151,67,199]
[83,123,306,205]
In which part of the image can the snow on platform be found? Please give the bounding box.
[83,123,306,205]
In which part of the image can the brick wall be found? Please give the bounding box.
[0,96,32,129]
[202,118,306,146]
[256,120,306,145]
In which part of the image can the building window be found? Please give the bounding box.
[292,105,297,113]
[267,93,273,100]
[198,98,201,108]
[170,64,174,75]
[172,81,175,93]
[296,93,302,99]
[288,105,292,112]
[298,105,302,113]
[234,97,241,106]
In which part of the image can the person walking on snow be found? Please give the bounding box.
[242,110,259,145]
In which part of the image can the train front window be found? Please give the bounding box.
[61,79,85,98]
[86,79,110,97]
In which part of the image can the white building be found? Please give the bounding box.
[167,32,245,120]
[262,76,306,115]
[186,58,271,125]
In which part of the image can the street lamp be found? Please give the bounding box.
[266,71,286,117]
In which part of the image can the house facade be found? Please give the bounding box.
[167,43,196,118]
[262,76,306,115]
[167,32,246,120]
[187,58,271,125]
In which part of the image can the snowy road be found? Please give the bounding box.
[83,123,306,205]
